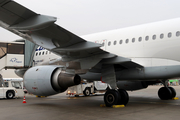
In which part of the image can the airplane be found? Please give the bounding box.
[3,78,23,81]
[0,0,180,107]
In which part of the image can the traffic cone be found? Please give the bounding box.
[22,96,26,103]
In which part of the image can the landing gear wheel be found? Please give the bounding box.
[168,87,176,98]
[158,87,172,100]
[118,89,129,106]
[83,88,90,96]
[6,91,14,99]
[104,89,121,107]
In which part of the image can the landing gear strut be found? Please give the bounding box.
[104,89,129,107]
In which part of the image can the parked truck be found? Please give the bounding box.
[66,81,109,96]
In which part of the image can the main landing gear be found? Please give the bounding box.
[104,89,129,107]
[158,80,176,100]
[158,87,176,100]
[102,64,129,107]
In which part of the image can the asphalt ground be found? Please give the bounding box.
[1,86,180,120]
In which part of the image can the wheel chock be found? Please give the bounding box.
[36,96,47,98]
[112,105,125,108]
[172,97,179,100]
[40,96,47,98]
[100,104,106,107]
[100,104,125,108]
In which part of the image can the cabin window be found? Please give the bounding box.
[145,36,149,41]
[46,51,48,54]
[102,42,105,46]
[176,31,180,37]
[152,35,156,40]
[36,52,38,56]
[132,38,135,43]
[125,39,129,43]
[160,34,164,39]
[39,52,41,55]
[108,41,111,46]
[168,32,172,38]
[114,41,117,45]
[42,52,44,55]
[119,40,123,44]
[138,37,142,42]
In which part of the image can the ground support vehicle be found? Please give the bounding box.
[0,81,24,99]
[67,81,108,96]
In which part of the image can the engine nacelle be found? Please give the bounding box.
[117,81,148,91]
[24,66,81,96]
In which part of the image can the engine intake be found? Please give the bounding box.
[24,66,81,96]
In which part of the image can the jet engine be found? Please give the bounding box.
[23,66,81,96]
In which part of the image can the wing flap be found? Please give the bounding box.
[53,41,102,52]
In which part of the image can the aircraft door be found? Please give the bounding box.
[100,39,107,50]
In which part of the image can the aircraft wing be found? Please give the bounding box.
[0,0,143,70]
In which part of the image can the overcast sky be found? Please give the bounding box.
[1,0,180,77]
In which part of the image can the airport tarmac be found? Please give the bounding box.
[1,86,180,120]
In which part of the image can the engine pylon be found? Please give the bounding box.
[22,96,26,103]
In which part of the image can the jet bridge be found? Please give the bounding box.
[0,40,37,70]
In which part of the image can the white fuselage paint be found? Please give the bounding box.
[34,18,180,67]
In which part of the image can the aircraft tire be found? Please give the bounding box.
[104,89,121,107]
[168,87,176,98]
[118,89,129,106]
[158,87,172,100]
